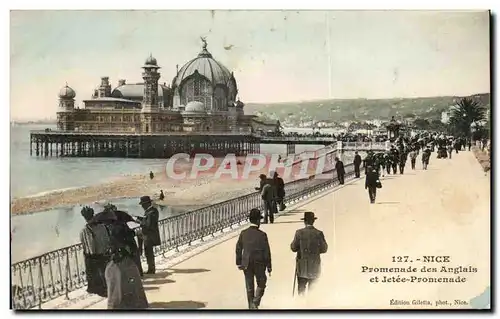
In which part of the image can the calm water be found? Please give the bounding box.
[10,124,328,262]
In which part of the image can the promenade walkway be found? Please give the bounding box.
[67,150,491,309]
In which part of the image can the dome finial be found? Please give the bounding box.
[200,36,207,50]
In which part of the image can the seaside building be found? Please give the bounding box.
[56,39,268,134]
[32,38,340,159]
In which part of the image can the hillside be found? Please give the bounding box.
[245,93,490,125]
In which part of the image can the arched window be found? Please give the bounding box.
[181,76,213,109]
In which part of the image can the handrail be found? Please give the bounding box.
[11,160,354,310]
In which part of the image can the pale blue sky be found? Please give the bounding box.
[10,10,489,120]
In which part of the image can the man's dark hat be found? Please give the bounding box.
[301,211,317,221]
[81,206,94,220]
[259,174,267,179]
[139,196,152,205]
[248,208,263,220]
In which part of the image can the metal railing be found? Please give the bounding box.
[257,136,337,142]
[341,141,387,150]
[11,162,355,310]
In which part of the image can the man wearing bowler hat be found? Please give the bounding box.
[136,196,160,274]
[235,209,272,309]
[290,211,328,295]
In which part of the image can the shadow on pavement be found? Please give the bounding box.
[273,220,303,224]
[148,300,207,309]
[144,286,160,291]
[168,268,211,274]
[143,271,171,279]
[143,278,176,285]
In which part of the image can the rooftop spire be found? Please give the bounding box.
[198,36,212,58]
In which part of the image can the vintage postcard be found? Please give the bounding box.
[10,10,491,310]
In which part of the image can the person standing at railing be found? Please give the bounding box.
[353,151,362,178]
[334,157,345,185]
[80,206,111,298]
[136,196,160,274]
[272,171,286,211]
[261,175,277,224]
[236,209,272,310]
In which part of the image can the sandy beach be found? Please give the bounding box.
[11,155,330,216]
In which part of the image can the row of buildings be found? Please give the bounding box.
[56,39,280,135]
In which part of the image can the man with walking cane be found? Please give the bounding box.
[291,211,328,296]
[235,209,272,309]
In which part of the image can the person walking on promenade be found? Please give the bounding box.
[365,166,380,204]
[390,147,399,174]
[363,151,374,175]
[353,151,362,178]
[272,171,286,211]
[384,152,392,175]
[105,220,148,309]
[290,211,328,296]
[334,157,345,185]
[447,143,453,159]
[136,196,160,274]
[398,150,407,174]
[422,147,431,170]
[149,171,154,180]
[159,190,165,201]
[80,206,111,297]
[409,148,417,170]
[235,209,272,310]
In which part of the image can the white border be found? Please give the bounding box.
[4,2,498,318]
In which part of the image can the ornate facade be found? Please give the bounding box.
[56,39,272,134]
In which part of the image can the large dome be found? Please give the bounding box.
[172,42,234,89]
[58,84,76,99]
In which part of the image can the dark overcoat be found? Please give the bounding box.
[105,257,148,309]
[290,226,328,279]
[235,226,272,270]
[140,206,161,247]
[365,170,379,188]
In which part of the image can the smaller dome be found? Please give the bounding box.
[58,84,76,99]
[145,54,158,66]
[184,101,206,113]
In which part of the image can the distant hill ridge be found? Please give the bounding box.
[245,93,490,123]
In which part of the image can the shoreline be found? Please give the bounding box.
[11,159,324,216]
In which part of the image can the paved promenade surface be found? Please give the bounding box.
[80,151,491,309]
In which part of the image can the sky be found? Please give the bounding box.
[10,10,490,120]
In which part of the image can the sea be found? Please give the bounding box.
[11,124,342,263]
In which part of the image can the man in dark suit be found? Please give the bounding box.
[235,209,272,309]
[334,157,345,185]
[353,151,362,178]
[272,171,286,211]
[365,165,380,204]
[290,211,328,295]
[136,196,160,274]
